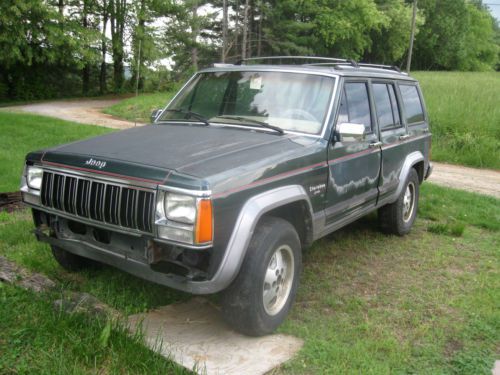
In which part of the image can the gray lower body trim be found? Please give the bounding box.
[315,203,376,239]
[37,232,211,294]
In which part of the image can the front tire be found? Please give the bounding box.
[221,216,302,336]
[378,168,420,236]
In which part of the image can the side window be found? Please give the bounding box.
[337,82,372,133]
[373,83,401,130]
[399,84,425,124]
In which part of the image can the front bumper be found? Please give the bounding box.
[35,228,211,293]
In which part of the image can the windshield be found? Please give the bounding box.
[159,71,336,135]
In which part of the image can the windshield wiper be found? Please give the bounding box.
[162,109,210,126]
[215,115,284,135]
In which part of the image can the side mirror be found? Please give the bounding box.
[150,109,162,124]
[337,122,365,142]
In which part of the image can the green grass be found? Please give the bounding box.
[0,112,113,192]
[1,184,499,373]
[102,92,176,123]
[414,72,500,169]
[0,283,187,374]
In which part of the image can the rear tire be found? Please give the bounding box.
[51,245,98,271]
[221,216,302,336]
[378,168,420,236]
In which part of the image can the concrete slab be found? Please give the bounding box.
[128,298,303,375]
[492,360,500,375]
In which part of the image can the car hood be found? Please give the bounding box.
[38,123,317,183]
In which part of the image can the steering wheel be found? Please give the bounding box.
[281,108,318,122]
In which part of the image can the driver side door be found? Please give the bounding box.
[325,80,382,226]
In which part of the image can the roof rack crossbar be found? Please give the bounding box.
[356,63,402,73]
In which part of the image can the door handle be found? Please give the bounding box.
[422,128,430,133]
[399,134,410,140]
[369,142,382,148]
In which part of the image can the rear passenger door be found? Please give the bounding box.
[372,81,407,202]
[326,80,381,225]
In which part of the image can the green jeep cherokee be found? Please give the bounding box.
[21,57,432,336]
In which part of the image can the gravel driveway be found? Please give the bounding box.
[2,99,499,198]
[2,99,139,129]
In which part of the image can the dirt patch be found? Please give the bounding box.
[0,192,23,212]
[1,99,142,129]
[0,256,55,292]
[54,291,121,320]
[429,162,500,199]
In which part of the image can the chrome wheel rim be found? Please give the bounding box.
[402,181,416,222]
[262,244,295,316]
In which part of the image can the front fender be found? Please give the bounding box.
[190,185,313,294]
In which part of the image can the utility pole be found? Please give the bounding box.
[406,0,418,73]
[222,0,228,62]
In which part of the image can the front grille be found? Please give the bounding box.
[40,171,155,233]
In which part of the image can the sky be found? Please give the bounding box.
[486,2,500,20]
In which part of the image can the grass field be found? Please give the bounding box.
[1,185,499,374]
[103,72,500,170]
[0,112,499,373]
[0,112,113,192]
[102,92,176,123]
[414,72,500,169]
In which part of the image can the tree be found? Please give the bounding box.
[109,0,127,91]
[0,0,100,99]
[365,0,420,65]
[413,0,499,70]
[99,0,110,93]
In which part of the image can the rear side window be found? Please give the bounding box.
[373,83,401,130]
[399,84,425,124]
[337,82,372,133]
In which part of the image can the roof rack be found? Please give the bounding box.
[236,56,359,67]
[235,56,404,74]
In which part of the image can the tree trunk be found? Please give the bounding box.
[135,0,146,90]
[100,0,109,94]
[191,2,199,70]
[234,0,240,59]
[247,0,254,58]
[110,0,126,92]
[82,0,90,95]
[241,0,250,60]
[257,1,262,57]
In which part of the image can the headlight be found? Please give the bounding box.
[155,190,213,246]
[27,166,43,190]
[165,193,196,224]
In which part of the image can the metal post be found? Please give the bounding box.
[406,0,418,73]
[134,38,141,127]
[222,0,228,62]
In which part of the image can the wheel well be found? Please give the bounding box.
[262,200,313,249]
[413,161,425,183]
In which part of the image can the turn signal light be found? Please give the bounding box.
[195,199,213,244]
